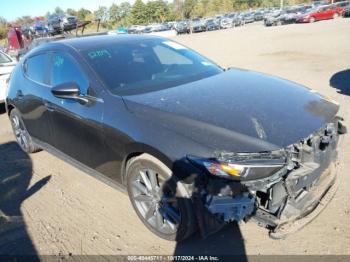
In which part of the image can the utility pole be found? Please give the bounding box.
[280,0,284,10]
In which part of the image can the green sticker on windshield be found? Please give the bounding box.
[54,55,64,67]
[88,49,111,60]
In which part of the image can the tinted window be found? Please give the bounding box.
[51,52,89,95]
[25,54,49,84]
[0,52,11,64]
[81,38,223,95]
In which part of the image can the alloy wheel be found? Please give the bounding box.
[11,115,29,151]
[130,168,181,234]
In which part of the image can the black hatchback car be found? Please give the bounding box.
[5,35,346,241]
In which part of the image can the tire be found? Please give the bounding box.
[333,13,339,19]
[309,17,316,23]
[9,108,41,153]
[126,153,196,241]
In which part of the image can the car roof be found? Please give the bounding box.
[35,34,165,53]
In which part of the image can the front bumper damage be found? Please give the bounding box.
[191,117,346,239]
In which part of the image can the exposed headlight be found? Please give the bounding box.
[188,151,287,181]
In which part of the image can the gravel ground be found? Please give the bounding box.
[0,18,349,256]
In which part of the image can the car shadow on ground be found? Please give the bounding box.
[330,69,350,96]
[0,141,51,258]
[0,103,6,114]
[174,224,247,259]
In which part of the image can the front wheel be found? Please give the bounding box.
[309,17,316,23]
[10,108,41,153]
[333,13,339,19]
[126,154,196,241]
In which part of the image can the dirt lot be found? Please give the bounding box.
[0,18,350,256]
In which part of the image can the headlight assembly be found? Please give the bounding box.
[187,151,287,181]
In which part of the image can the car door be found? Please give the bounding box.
[46,51,106,170]
[322,7,332,19]
[314,8,325,20]
[19,52,53,144]
[321,7,331,20]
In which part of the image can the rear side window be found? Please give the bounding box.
[51,52,89,95]
[25,54,49,84]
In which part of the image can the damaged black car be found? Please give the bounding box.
[5,35,346,241]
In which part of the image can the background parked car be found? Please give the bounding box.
[174,21,190,34]
[265,5,312,26]
[264,10,284,26]
[297,5,342,23]
[333,1,350,11]
[48,15,62,35]
[33,21,48,37]
[205,19,220,31]
[342,4,350,17]
[127,25,146,34]
[220,13,243,28]
[254,11,264,21]
[0,51,16,104]
[242,12,255,23]
[191,18,206,33]
[220,13,234,28]
[61,16,78,31]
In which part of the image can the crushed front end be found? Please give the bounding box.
[188,117,346,238]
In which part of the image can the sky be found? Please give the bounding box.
[0,0,135,21]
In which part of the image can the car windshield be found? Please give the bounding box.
[81,38,223,95]
[0,52,11,64]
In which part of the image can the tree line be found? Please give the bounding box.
[1,0,307,39]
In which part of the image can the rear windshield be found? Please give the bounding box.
[81,38,223,95]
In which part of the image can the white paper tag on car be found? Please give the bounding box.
[163,41,187,50]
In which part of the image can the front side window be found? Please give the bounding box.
[81,38,223,96]
[51,52,89,95]
[25,54,49,84]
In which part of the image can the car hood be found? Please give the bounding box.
[0,63,16,75]
[123,69,339,152]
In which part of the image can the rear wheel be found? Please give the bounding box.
[333,13,339,19]
[10,108,41,153]
[126,154,196,241]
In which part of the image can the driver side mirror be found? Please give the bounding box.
[51,82,88,104]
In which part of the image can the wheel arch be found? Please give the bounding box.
[121,143,174,186]
[6,103,15,116]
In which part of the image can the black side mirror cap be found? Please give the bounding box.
[51,82,88,104]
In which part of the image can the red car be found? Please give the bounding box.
[298,5,343,23]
